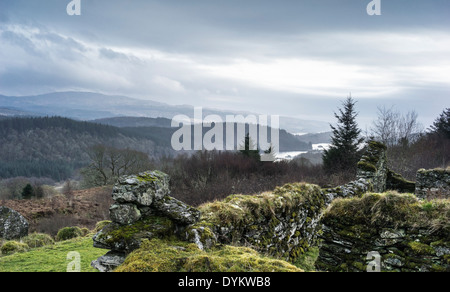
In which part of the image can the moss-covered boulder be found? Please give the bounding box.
[316,192,450,272]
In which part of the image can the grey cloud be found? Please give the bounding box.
[0,0,448,128]
[98,48,133,61]
[1,30,40,56]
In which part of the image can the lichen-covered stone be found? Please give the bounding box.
[109,204,142,225]
[112,170,170,206]
[0,206,29,240]
[415,168,450,200]
[153,196,201,225]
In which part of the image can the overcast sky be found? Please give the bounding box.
[0,0,449,127]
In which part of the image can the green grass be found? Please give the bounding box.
[0,236,105,272]
[292,246,319,272]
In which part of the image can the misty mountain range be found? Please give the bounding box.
[0,91,330,134]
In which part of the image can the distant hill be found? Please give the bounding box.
[0,116,311,180]
[0,91,330,133]
[295,132,332,144]
[92,117,173,128]
[0,107,44,118]
[0,116,175,180]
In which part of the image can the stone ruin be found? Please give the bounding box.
[91,141,449,272]
[356,141,415,194]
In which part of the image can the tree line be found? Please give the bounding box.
[0,116,174,181]
[322,96,449,180]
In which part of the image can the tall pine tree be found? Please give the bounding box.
[240,133,261,161]
[430,108,450,139]
[323,95,364,174]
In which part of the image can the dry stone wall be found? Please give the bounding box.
[316,192,450,272]
[415,168,450,200]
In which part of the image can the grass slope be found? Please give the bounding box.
[0,236,104,272]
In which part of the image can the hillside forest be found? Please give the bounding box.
[0,104,448,213]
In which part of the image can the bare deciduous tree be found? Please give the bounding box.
[371,106,423,147]
[81,144,153,187]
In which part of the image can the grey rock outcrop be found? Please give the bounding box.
[0,206,29,240]
[91,251,127,273]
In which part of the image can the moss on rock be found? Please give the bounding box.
[115,238,303,272]
[93,216,175,253]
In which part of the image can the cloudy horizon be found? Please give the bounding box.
[0,0,449,128]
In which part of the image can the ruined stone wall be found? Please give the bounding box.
[356,141,415,193]
[186,183,328,262]
[91,141,449,272]
[316,192,450,272]
[91,171,363,271]
[356,141,388,193]
[415,168,450,200]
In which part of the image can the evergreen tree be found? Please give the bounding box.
[21,183,34,200]
[240,133,261,161]
[323,95,364,174]
[430,108,450,139]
